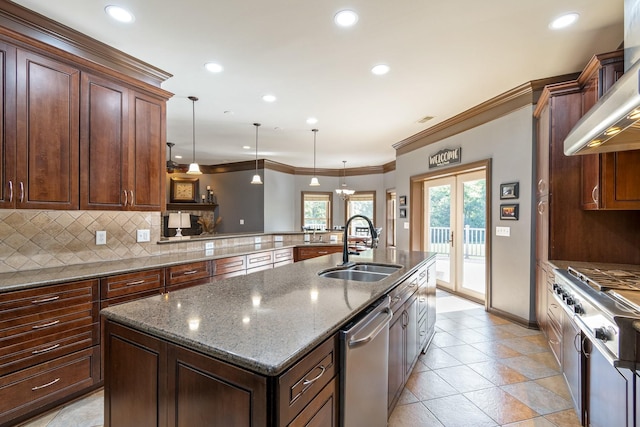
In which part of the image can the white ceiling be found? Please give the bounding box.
[12,0,623,169]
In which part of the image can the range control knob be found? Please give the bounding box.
[594,327,609,342]
[553,283,559,291]
[565,296,574,305]
[573,304,584,314]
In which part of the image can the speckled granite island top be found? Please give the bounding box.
[101,248,435,376]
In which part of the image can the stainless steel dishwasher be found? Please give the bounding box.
[341,295,392,427]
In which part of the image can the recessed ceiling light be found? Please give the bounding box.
[104,5,135,23]
[262,94,277,103]
[549,13,579,30]
[306,117,318,125]
[174,155,183,159]
[371,64,390,75]
[223,110,234,115]
[334,10,358,27]
[243,145,251,150]
[204,62,224,73]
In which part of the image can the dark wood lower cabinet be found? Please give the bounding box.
[104,320,337,427]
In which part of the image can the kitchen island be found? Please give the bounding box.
[101,248,435,426]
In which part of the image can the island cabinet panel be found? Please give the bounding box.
[100,268,164,307]
[104,321,167,427]
[212,255,247,280]
[165,261,212,292]
[294,246,342,262]
[277,335,338,426]
[286,377,338,427]
[273,248,294,267]
[167,344,268,427]
[15,48,80,210]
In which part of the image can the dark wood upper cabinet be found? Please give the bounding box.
[15,49,80,210]
[0,41,15,209]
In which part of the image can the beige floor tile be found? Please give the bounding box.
[535,375,573,402]
[499,355,560,380]
[405,370,459,401]
[527,351,561,371]
[420,347,464,370]
[543,409,582,427]
[464,386,540,425]
[498,337,550,355]
[467,360,529,386]
[501,382,573,415]
[469,341,523,359]
[396,388,420,406]
[423,394,498,427]
[432,330,466,348]
[441,344,493,364]
[434,365,495,393]
[502,417,557,427]
[450,328,493,344]
[388,402,444,427]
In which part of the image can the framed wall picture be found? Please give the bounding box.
[170,177,199,203]
[500,182,519,200]
[399,195,407,206]
[500,203,519,220]
[399,208,407,218]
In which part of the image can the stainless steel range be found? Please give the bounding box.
[553,266,640,368]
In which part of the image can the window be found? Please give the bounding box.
[345,191,376,234]
[302,192,332,230]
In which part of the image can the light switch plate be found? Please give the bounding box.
[205,242,214,250]
[496,226,510,237]
[240,219,244,225]
[274,235,283,242]
[96,230,106,245]
[136,229,150,243]
[255,237,261,243]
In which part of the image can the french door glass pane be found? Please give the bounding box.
[461,178,486,295]
[428,184,451,285]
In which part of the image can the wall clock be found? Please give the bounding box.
[170,177,199,203]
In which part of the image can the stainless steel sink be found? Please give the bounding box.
[351,264,401,274]
[319,269,389,282]
[318,263,402,282]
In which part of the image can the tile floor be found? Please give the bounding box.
[20,290,581,427]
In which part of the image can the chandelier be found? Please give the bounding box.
[335,160,355,200]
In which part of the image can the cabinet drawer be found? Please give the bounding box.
[0,347,99,425]
[547,291,563,332]
[417,288,428,318]
[274,259,294,268]
[274,248,294,263]
[547,321,562,366]
[165,261,212,289]
[101,269,164,300]
[214,255,246,275]
[418,313,428,350]
[247,264,273,275]
[296,246,341,261]
[247,251,274,269]
[1,323,98,376]
[0,279,98,320]
[389,274,418,311]
[279,335,338,424]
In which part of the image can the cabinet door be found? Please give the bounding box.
[600,150,640,209]
[536,103,550,199]
[287,377,338,427]
[128,91,164,210]
[15,49,79,209]
[561,314,582,423]
[405,294,418,378]
[387,309,404,412]
[0,41,16,209]
[80,73,129,210]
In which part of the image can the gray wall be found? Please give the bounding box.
[395,106,535,322]
[264,169,296,232]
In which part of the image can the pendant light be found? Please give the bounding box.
[251,123,263,184]
[309,129,320,186]
[166,142,178,173]
[335,160,355,200]
[186,96,202,175]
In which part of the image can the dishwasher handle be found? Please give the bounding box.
[348,308,393,349]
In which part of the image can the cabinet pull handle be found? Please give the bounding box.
[419,297,426,302]
[127,280,145,286]
[591,185,599,204]
[32,320,60,330]
[537,200,545,215]
[302,365,326,386]
[19,181,24,203]
[32,377,60,391]
[549,339,559,345]
[8,180,12,202]
[573,332,581,353]
[129,190,134,206]
[32,296,60,304]
[32,343,60,354]
[183,270,198,275]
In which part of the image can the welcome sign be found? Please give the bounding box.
[429,147,462,168]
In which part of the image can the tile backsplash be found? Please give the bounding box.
[0,210,162,273]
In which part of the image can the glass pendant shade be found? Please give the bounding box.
[335,160,354,200]
[251,123,263,185]
[186,96,202,175]
[310,128,320,186]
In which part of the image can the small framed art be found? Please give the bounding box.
[500,182,519,200]
[500,204,519,220]
[170,177,199,203]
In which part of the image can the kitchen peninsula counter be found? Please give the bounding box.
[101,248,434,375]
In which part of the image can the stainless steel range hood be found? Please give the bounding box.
[563,59,640,155]
[564,0,640,155]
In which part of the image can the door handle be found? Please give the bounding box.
[348,308,393,349]
[449,231,454,247]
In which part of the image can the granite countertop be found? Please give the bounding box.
[101,248,435,376]
[0,241,344,293]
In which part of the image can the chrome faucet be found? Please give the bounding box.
[341,215,378,266]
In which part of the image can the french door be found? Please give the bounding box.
[423,170,486,301]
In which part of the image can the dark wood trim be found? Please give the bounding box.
[0,0,172,87]
[172,160,393,177]
[382,161,396,173]
[576,50,624,86]
[534,81,581,118]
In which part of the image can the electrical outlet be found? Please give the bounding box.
[496,226,510,237]
[240,219,244,225]
[96,230,107,245]
[274,235,283,242]
[403,222,410,230]
[205,249,213,256]
[136,229,150,242]
[255,237,261,244]
[205,242,214,250]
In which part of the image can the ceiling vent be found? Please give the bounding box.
[417,115,434,124]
